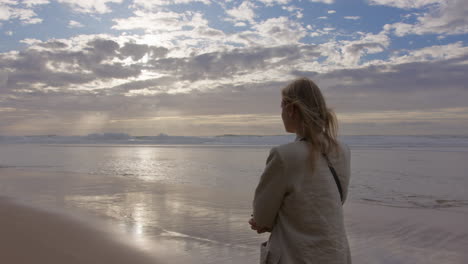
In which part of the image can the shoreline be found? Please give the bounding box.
[0,197,163,264]
[2,194,467,264]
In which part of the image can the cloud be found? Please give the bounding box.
[381,0,468,36]
[344,16,360,20]
[0,70,8,87]
[1,0,468,137]
[320,32,390,67]
[257,0,291,6]
[68,20,84,28]
[158,45,318,82]
[113,2,307,57]
[112,11,228,56]
[22,0,50,7]
[0,37,172,93]
[367,0,442,9]
[3,52,468,135]
[112,10,209,33]
[225,1,257,24]
[19,38,42,45]
[388,41,468,64]
[4,35,466,108]
[119,43,169,61]
[309,0,334,4]
[305,56,468,118]
[233,16,308,46]
[282,5,302,12]
[37,40,68,49]
[234,21,247,27]
[0,37,323,135]
[0,0,17,4]
[0,1,43,24]
[2,38,468,136]
[131,0,210,9]
[110,76,176,94]
[327,10,336,14]
[0,7,8,21]
[57,0,123,14]
[281,5,303,18]
[320,55,467,95]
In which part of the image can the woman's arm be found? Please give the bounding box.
[252,147,289,230]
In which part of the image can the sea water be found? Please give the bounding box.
[0,135,467,263]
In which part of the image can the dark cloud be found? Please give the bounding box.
[195,27,224,37]
[0,38,173,92]
[152,81,286,115]
[109,76,176,93]
[148,44,321,81]
[311,55,468,112]
[320,56,468,93]
[8,70,95,88]
[2,41,467,117]
[290,70,319,78]
[90,63,141,79]
[86,39,120,61]
[119,43,169,61]
[0,50,95,90]
[1,36,468,135]
[343,42,386,63]
[38,41,68,49]
[149,46,169,58]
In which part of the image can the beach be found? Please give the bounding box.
[1,137,468,263]
[2,186,467,264]
[0,197,162,264]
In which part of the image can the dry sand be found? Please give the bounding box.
[0,197,160,264]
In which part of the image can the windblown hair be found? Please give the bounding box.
[282,77,339,170]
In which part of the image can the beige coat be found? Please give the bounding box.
[253,136,351,264]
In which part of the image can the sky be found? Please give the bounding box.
[0,0,467,136]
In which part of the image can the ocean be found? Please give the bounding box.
[1,135,467,263]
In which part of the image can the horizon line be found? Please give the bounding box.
[1,133,468,138]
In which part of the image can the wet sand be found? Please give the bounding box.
[345,202,468,264]
[2,196,467,264]
[1,166,468,264]
[0,197,161,264]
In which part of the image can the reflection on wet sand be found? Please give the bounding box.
[0,197,161,264]
[61,184,468,264]
[64,187,262,263]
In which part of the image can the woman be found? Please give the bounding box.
[249,78,351,264]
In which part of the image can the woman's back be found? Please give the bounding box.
[253,137,351,264]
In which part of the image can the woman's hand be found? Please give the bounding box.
[249,217,272,234]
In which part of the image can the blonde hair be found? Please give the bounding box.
[282,77,339,170]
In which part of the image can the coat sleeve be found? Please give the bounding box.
[337,142,351,204]
[253,147,289,229]
[342,143,351,204]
